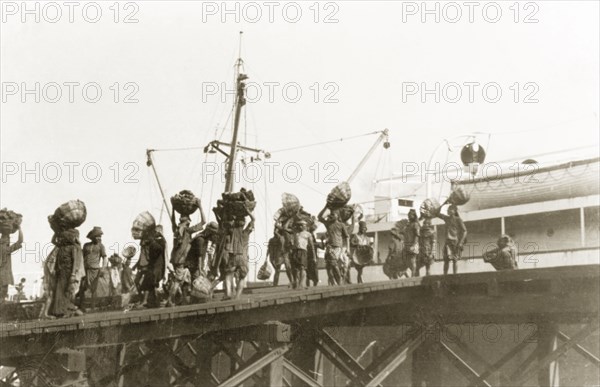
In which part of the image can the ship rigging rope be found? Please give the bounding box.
[146,167,158,217]
[126,164,145,223]
[146,129,386,159]
[207,152,217,222]
[373,145,385,184]
[198,145,211,200]
[278,174,328,197]
[269,131,383,154]
[263,169,270,237]
[437,149,451,200]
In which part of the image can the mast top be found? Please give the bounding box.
[225,32,248,192]
[236,31,244,71]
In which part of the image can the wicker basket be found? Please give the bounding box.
[48,200,87,231]
[0,208,22,234]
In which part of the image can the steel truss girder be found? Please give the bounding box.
[511,323,598,386]
[140,322,289,386]
[105,335,271,386]
[283,358,323,387]
[211,340,263,384]
[95,344,150,386]
[314,326,426,387]
[439,321,600,387]
[9,351,88,387]
[315,328,373,385]
[440,342,492,387]
[97,335,206,386]
[440,325,514,387]
[216,344,290,387]
[558,330,600,367]
[7,317,599,387]
[365,334,424,387]
[467,337,531,387]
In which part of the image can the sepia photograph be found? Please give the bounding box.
[0,1,599,386]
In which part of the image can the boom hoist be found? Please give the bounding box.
[347,129,390,184]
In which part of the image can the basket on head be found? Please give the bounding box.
[0,208,22,234]
[171,190,199,216]
[281,193,301,215]
[216,189,257,219]
[49,200,87,232]
[326,182,352,209]
[419,198,441,219]
[447,187,470,206]
[131,211,155,240]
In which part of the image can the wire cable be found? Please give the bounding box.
[269,131,383,153]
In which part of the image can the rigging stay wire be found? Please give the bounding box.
[148,146,206,153]
[268,164,328,198]
[237,79,271,237]
[373,144,385,186]
[147,129,386,161]
[199,127,220,198]
[487,115,596,136]
[207,80,234,144]
[241,62,348,166]
[263,168,270,236]
[269,131,383,154]
[384,143,393,195]
[207,153,217,223]
[217,106,235,142]
[205,38,240,142]
[436,148,452,201]
[386,140,393,184]
[146,167,158,218]
[242,60,365,169]
[188,152,204,200]
[214,53,239,143]
[282,125,366,187]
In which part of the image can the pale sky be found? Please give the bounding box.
[1,0,598,288]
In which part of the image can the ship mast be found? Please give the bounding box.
[224,31,247,193]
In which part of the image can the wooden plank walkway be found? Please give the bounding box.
[1,265,598,360]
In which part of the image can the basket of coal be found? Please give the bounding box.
[0,208,22,234]
[221,187,255,203]
[131,211,156,240]
[216,188,256,219]
[227,201,257,217]
[446,186,470,206]
[326,182,352,209]
[240,187,255,202]
[281,193,301,215]
[48,200,87,232]
[420,198,441,218]
[170,190,199,216]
